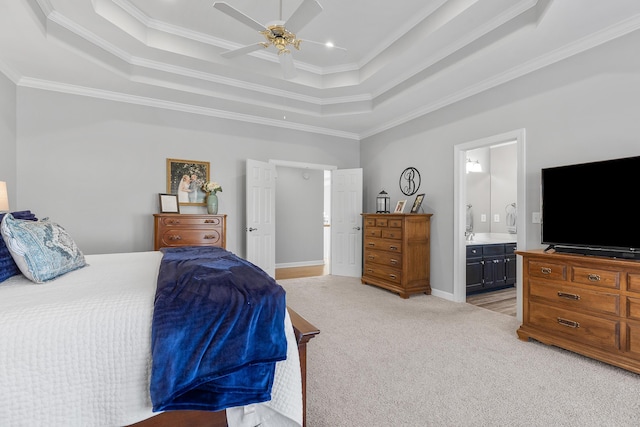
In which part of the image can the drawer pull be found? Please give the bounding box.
[390,259,398,265]
[557,317,580,328]
[588,273,601,282]
[557,292,580,301]
[167,219,180,224]
[389,274,397,279]
[168,235,182,241]
[368,255,375,260]
[367,269,374,273]
[368,242,375,247]
[389,246,399,251]
[204,219,216,223]
[540,267,552,274]
[203,234,217,239]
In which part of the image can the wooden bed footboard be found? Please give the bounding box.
[130,307,319,427]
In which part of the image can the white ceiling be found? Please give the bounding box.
[1,0,640,140]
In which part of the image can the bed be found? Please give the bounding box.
[0,212,319,427]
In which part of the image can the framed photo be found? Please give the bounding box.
[394,200,407,213]
[158,193,180,213]
[410,193,425,213]
[166,158,210,206]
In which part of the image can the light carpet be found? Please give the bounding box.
[279,275,640,427]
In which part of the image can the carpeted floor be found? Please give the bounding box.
[279,275,640,427]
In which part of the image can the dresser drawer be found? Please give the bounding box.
[530,281,619,316]
[375,218,388,227]
[364,218,376,227]
[528,260,567,281]
[571,266,620,290]
[388,218,403,228]
[381,228,402,239]
[363,265,402,285]
[364,238,402,253]
[625,321,640,355]
[158,216,223,227]
[157,229,224,248]
[626,296,640,321]
[365,228,382,238]
[364,250,402,268]
[528,301,620,351]
[628,273,640,294]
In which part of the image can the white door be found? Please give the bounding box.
[246,159,276,277]
[331,168,363,277]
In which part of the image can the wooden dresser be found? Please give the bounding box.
[517,249,640,374]
[153,214,226,251]
[361,213,432,298]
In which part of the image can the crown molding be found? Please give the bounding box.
[17,77,361,140]
[361,12,640,139]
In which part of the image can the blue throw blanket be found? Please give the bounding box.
[150,246,287,412]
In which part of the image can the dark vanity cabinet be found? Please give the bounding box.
[466,243,516,294]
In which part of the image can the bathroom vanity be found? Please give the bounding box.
[466,234,517,294]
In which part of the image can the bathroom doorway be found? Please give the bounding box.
[453,129,527,321]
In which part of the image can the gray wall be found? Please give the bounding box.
[0,71,16,206]
[4,28,640,296]
[13,88,359,257]
[360,30,640,296]
[275,167,324,265]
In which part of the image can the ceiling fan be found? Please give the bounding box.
[212,0,326,79]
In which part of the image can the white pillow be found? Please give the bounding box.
[0,214,86,283]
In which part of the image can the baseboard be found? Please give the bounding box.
[276,260,325,269]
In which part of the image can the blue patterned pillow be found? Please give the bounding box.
[0,214,86,283]
[0,211,38,282]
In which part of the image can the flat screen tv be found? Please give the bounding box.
[541,155,640,259]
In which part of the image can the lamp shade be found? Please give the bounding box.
[0,181,8,211]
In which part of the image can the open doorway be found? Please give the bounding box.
[453,129,527,321]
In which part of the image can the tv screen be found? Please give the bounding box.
[541,155,640,258]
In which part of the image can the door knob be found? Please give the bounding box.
[248,227,258,232]
[353,226,361,230]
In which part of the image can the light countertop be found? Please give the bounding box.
[466,233,516,245]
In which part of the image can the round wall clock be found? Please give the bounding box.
[399,167,421,196]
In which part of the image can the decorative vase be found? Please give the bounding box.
[206,193,218,214]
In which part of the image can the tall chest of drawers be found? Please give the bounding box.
[153,214,226,250]
[517,249,640,374]
[361,213,432,299]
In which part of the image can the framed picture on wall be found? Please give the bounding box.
[158,193,180,213]
[394,200,407,213]
[410,193,425,213]
[166,158,210,206]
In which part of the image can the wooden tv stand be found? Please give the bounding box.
[517,249,640,374]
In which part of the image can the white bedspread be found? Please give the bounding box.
[0,251,301,427]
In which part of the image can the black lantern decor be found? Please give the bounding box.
[376,190,390,213]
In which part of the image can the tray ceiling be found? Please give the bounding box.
[1,0,639,140]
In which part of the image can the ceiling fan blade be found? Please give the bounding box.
[213,2,265,32]
[284,0,323,34]
[221,43,266,59]
[279,53,297,79]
